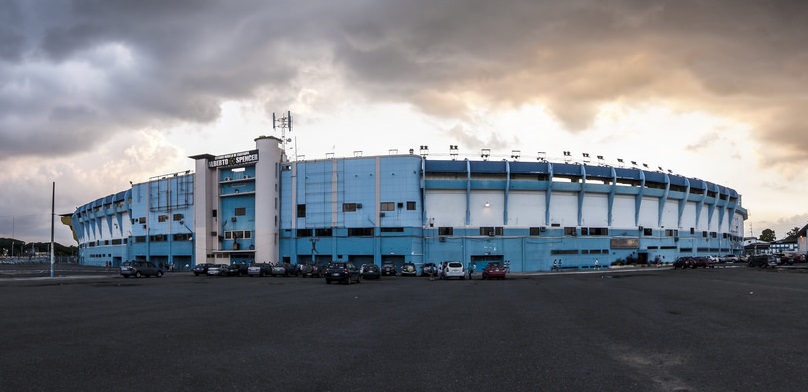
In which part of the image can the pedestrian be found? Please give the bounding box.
[553,259,558,271]
[558,259,563,271]
[468,261,475,279]
[594,258,599,270]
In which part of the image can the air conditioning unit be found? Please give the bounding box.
[379,212,385,217]
[224,177,230,181]
[231,217,237,222]
[234,189,239,193]
[487,231,495,237]
[439,236,446,242]
[356,203,363,209]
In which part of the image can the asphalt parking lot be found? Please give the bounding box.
[1,265,807,392]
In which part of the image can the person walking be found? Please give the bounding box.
[594,258,600,270]
[468,261,475,279]
[553,259,558,271]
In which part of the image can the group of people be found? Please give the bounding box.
[552,258,601,271]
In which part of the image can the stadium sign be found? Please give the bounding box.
[208,150,259,168]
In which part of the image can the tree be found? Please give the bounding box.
[786,227,800,238]
[759,229,776,242]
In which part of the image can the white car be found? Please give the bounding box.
[440,261,465,280]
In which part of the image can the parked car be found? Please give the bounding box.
[227,263,248,276]
[192,263,213,276]
[298,262,318,277]
[270,263,288,277]
[421,262,437,277]
[315,261,330,278]
[381,261,397,276]
[359,264,381,279]
[325,262,361,284]
[400,262,418,277]
[482,262,507,280]
[440,261,465,280]
[673,257,692,269]
[207,264,229,276]
[748,255,778,268]
[672,257,710,269]
[120,260,164,278]
[720,254,740,263]
[248,263,273,277]
[690,257,710,268]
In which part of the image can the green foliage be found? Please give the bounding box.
[786,227,800,238]
[0,238,77,257]
[759,229,776,242]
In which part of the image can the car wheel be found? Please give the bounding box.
[156,271,163,277]
[135,271,142,278]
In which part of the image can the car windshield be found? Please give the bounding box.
[121,261,132,266]
[448,262,462,268]
[487,262,501,267]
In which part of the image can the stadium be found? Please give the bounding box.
[66,135,748,272]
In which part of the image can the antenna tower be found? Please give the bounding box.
[272,111,293,160]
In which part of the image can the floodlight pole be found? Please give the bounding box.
[50,182,55,278]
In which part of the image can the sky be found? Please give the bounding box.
[1,0,807,245]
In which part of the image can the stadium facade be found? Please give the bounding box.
[67,136,748,272]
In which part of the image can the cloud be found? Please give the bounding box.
[3,0,808,241]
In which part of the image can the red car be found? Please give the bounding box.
[482,262,507,280]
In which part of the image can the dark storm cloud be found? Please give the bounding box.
[2,0,807,170]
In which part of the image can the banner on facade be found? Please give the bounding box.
[610,238,639,249]
[208,150,259,168]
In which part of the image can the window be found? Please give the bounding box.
[343,203,357,212]
[529,227,541,236]
[297,229,312,237]
[297,204,306,218]
[480,227,495,236]
[173,214,183,221]
[348,227,374,236]
[588,227,608,236]
[438,227,454,236]
[407,201,416,210]
[380,202,395,211]
[581,227,589,235]
[564,227,577,236]
[643,228,653,236]
[380,227,404,233]
[158,215,168,223]
[212,209,217,218]
[235,207,246,216]
[138,217,146,224]
[315,228,333,237]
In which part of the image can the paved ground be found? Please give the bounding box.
[1,265,807,391]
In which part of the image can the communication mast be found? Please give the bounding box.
[272,111,293,161]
